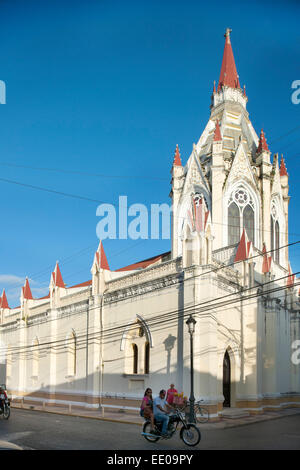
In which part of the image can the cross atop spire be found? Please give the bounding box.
[225,28,232,43]
[217,28,241,92]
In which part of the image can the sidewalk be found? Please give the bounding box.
[11,401,300,430]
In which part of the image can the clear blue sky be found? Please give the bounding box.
[0,0,299,306]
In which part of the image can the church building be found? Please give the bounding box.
[0,29,299,419]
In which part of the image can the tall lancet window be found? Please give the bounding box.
[228,202,240,245]
[243,205,254,243]
[270,201,280,264]
[228,187,255,245]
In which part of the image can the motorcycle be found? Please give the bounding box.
[141,408,201,447]
[0,385,10,420]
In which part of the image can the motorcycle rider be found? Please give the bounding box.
[153,389,173,437]
[0,385,8,411]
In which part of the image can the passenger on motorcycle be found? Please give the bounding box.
[140,388,155,432]
[153,389,173,437]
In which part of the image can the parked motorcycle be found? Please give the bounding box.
[141,408,201,446]
[0,384,10,420]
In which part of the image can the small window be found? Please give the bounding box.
[132,344,138,374]
[144,342,150,374]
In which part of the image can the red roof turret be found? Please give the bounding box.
[52,262,65,288]
[234,228,252,262]
[279,155,288,176]
[23,278,33,300]
[213,120,222,142]
[1,289,9,309]
[217,28,241,92]
[173,144,182,167]
[256,129,270,154]
[96,241,110,270]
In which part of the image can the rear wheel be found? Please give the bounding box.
[142,421,160,443]
[196,406,209,423]
[180,424,201,447]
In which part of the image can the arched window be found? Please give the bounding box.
[275,221,280,263]
[122,318,152,375]
[227,187,256,246]
[228,202,240,245]
[243,205,254,243]
[270,200,281,264]
[132,344,138,374]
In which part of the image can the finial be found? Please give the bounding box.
[224,28,232,43]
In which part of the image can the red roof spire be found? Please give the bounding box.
[279,155,288,176]
[234,228,252,262]
[52,262,65,288]
[262,243,272,274]
[96,241,110,270]
[23,278,33,300]
[1,289,9,309]
[173,144,182,167]
[213,119,222,141]
[256,129,270,154]
[217,28,241,92]
[287,263,295,288]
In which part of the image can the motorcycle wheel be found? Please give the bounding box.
[142,421,160,443]
[180,424,201,447]
[3,405,10,420]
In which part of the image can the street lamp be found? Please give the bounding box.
[186,314,197,424]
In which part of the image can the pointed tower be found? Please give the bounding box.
[22,278,33,300]
[20,277,33,323]
[211,28,247,110]
[52,262,65,288]
[256,129,272,251]
[1,289,9,309]
[91,240,110,295]
[170,145,184,258]
[49,262,66,308]
[217,28,241,91]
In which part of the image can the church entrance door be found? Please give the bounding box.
[223,350,231,407]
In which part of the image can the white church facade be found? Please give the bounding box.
[0,29,299,419]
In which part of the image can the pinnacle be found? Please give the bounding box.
[256,129,270,154]
[213,120,222,141]
[173,144,182,166]
[217,28,241,91]
[279,155,288,176]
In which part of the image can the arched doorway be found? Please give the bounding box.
[223,350,231,407]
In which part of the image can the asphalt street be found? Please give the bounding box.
[0,408,300,451]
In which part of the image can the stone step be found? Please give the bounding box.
[219,408,250,419]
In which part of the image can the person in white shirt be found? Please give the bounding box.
[153,389,173,436]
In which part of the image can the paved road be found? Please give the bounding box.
[0,408,300,450]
